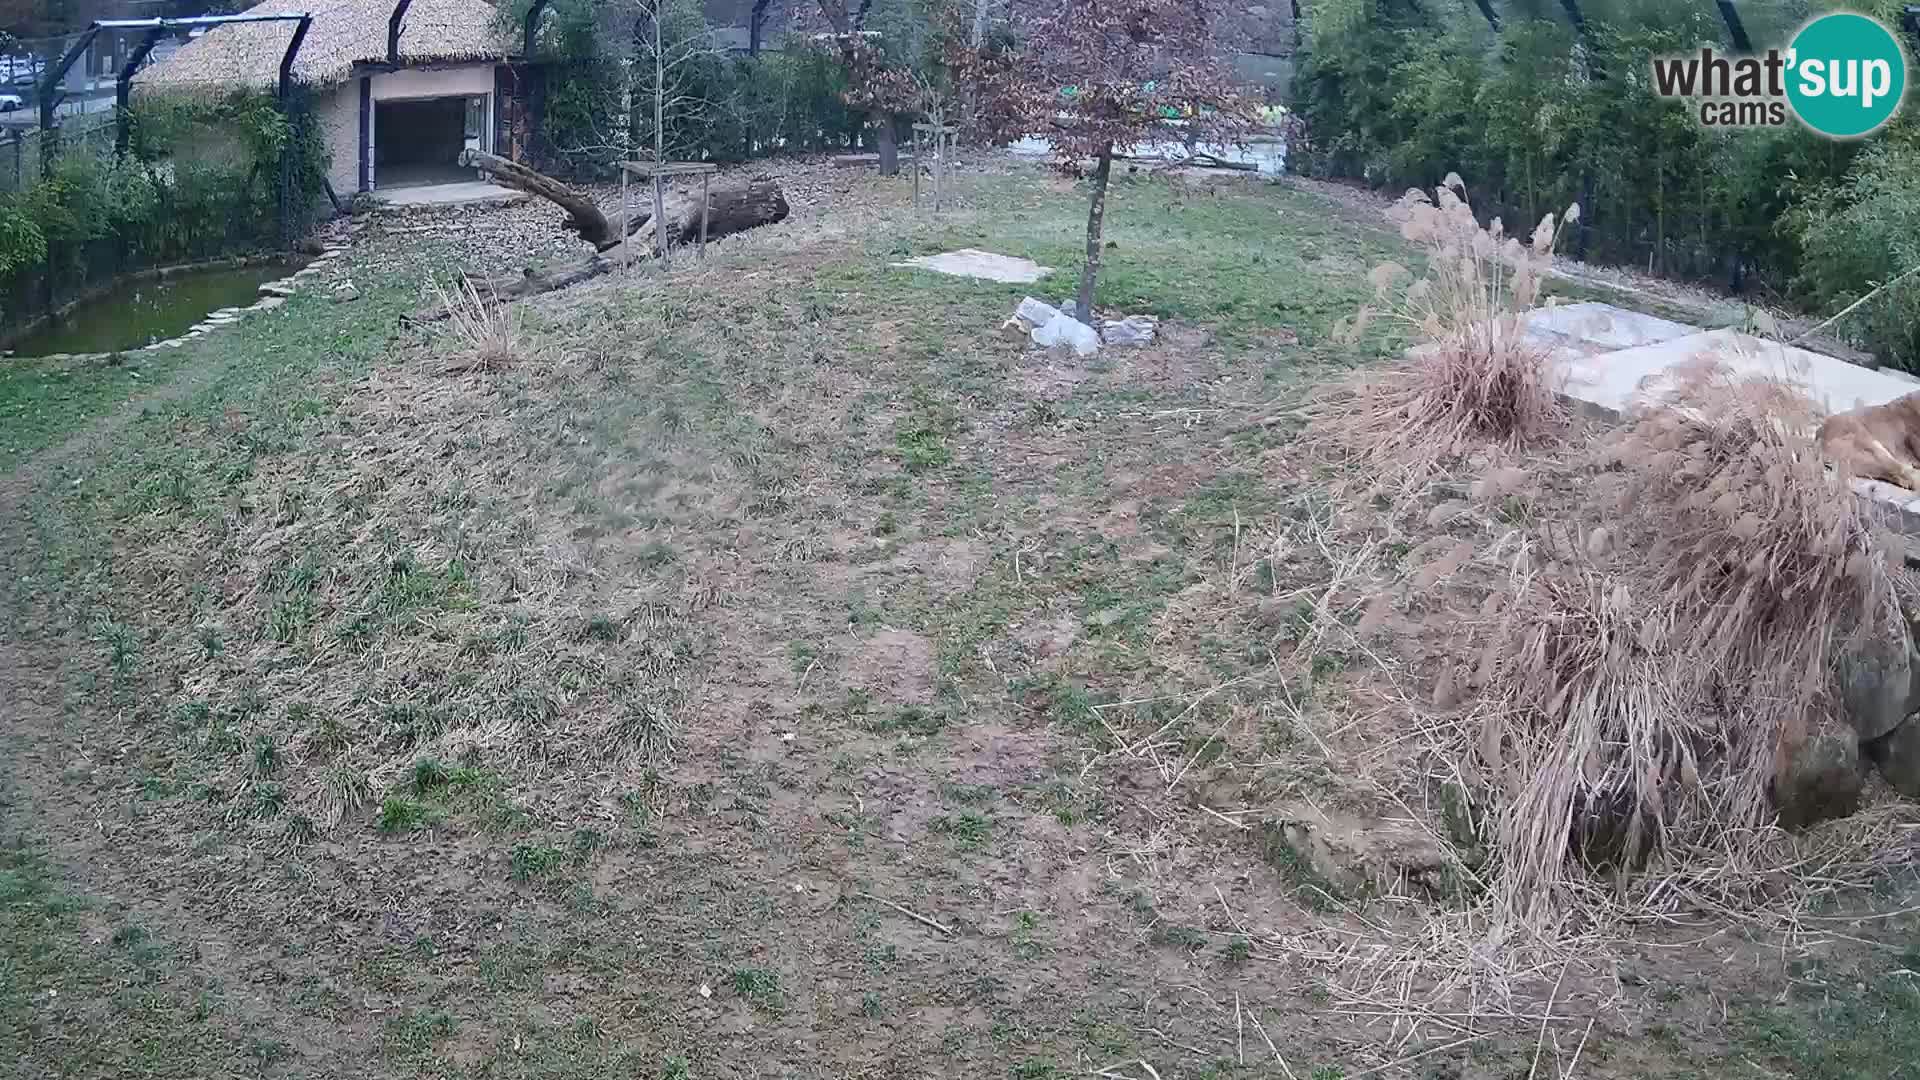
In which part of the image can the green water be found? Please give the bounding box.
[7,263,300,358]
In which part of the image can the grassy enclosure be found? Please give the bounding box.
[3,162,1919,1079]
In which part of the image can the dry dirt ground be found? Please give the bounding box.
[2,159,1918,1080]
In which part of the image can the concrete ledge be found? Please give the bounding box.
[369,181,529,210]
[1421,303,1920,537]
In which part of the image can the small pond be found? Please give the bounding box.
[6,261,302,358]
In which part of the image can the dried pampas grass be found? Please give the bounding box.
[1465,358,1902,930]
[431,277,525,370]
[1312,176,1575,486]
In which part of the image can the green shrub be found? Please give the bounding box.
[1791,131,1920,370]
[1293,0,1917,367]
[0,88,325,331]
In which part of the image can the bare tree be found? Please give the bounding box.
[528,0,730,172]
[961,0,1257,321]
[630,0,731,163]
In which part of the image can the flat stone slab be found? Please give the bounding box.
[891,249,1053,284]
[1523,301,1698,358]
[370,181,527,209]
[1556,327,1919,419]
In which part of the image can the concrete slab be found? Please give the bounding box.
[1556,328,1919,420]
[891,249,1053,284]
[1521,301,1698,356]
[371,181,527,209]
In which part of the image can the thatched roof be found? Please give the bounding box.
[135,0,512,92]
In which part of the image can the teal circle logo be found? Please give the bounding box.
[1785,12,1908,138]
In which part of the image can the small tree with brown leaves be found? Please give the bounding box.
[962,0,1256,321]
[805,0,950,176]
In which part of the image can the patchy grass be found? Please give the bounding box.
[1737,948,1920,1080]
[0,163,1913,1080]
[0,789,308,1072]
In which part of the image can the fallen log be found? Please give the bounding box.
[422,151,791,308]
[599,174,791,262]
[459,149,621,247]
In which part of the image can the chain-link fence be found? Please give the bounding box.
[0,111,116,193]
[0,128,28,193]
[1,24,327,336]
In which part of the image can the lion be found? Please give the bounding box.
[1818,391,1920,493]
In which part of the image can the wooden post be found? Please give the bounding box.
[620,166,630,274]
[652,173,668,270]
[617,160,720,268]
[699,173,710,260]
[913,123,957,216]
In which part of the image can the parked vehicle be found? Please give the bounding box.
[0,92,22,112]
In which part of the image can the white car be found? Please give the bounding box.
[0,93,23,112]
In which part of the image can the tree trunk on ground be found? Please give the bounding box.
[460,149,620,247]
[458,179,790,302]
[1075,144,1113,324]
[460,148,787,252]
[875,112,899,176]
[418,152,789,312]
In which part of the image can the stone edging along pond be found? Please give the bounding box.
[0,244,349,365]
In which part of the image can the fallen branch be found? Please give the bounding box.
[1185,152,1258,171]
[460,149,621,248]
[858,892,954,936]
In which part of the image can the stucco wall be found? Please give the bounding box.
[315,65,502,193]
[315,82,359,196]
[371,64,496,101]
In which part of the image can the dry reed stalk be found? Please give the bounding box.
[1310,176,1575,487]
[1457,358,1907,933]
[1264,366,1920,1030]
[430,277,524,369]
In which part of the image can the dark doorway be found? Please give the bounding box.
[374,96,471,188]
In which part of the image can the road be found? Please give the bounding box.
[0,88,117,130]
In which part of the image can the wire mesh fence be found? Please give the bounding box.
[1,21,331,335]
[0,111,116,194]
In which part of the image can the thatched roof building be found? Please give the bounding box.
[136,0,533,200]
[136,0,512,92]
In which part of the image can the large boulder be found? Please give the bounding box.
[1102,315,1159,347]
[1031,311,1101,358]
[1835,589,1920,799]
[1773,716,1868,830]
[1835,611,1920,742]
[1867,719,1920,798]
